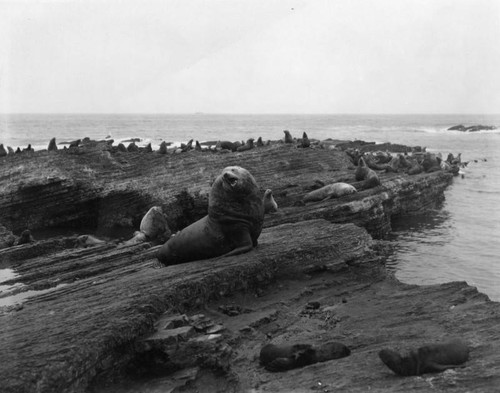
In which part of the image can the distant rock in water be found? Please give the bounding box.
[448,124,497,132]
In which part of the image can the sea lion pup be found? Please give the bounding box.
[297,132,310,148]
[75,234,106,248]
[379,339,469,376]
[15,229,35,245]
[283,130,294,143]
[140,206,171,243]
[256,136,264,147]
[263,189,278,213]
[47,138,58,152]
[355,157,381,188]
[157,166,264,266]
[260,342,351,372]
[303,182,357,203]
[237,138,255,152]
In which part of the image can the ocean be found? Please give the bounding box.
[1,113,499,301]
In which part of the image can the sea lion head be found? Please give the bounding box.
[209,166,264,231]
[218,166,258,196]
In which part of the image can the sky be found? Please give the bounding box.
[1,0,499,114]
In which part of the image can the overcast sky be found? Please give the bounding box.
[1,0,499,114]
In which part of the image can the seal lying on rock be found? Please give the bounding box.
[303,182,357,203]
[378,339,469,376]
[260,342,351,372]
[157,166,264,266]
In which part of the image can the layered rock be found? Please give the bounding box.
[0,141,498,393]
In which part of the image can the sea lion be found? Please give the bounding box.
[144,143,153,153]
[237,138,255,152]
[140,206,171,242]
[127,142,139,152]
[263,189,278,213]
[117,143,127,152]
[298,132,310,148]
[385,155,401,173]
[364,154,390,170]
[283,130,294,144]
[22,144,34,153]
[180,139,193,152]
[303,182,357,203]
[379,339,469,376]
[48,138,58,151]
[421,153,441,173]
[158,141,168,154]
[256,137,264,147]
[69,139,81,148]
[195,140,202,151]
[157,166,264,266]
[15,229,35,245]
[75,234,106,248]
[217,141,237,152]
[0,144,7,157]
[15,147,21,154]
[260,342,351,372]
[7,146,14,154]
[355,157,380,188]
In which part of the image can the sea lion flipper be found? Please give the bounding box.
[220,229,253,257]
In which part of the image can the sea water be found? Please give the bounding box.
[1,113,499,300]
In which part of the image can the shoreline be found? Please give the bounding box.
[0,139,499,392]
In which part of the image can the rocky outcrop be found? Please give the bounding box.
[0,140,498,392]
[448,124,497,132]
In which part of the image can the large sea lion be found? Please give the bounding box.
[263,189,278,213]
[379,339,469,376]
[157,166,264,266]
[260,342,351,372]
[303,182,357,203]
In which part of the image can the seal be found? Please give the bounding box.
[378,339,469,376]
[260,342,351,372]
[283,130,294,144]
[263,189,278,213]
[303,182,357,203]
[157,166,264,266]
[237,138,255,152]
[355,157,381,188]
